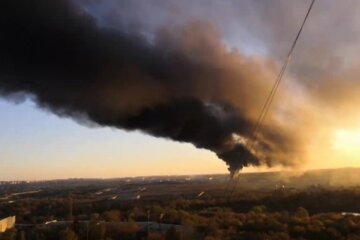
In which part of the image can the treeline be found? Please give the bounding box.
[1,187,360,239]
[1,206,360,240]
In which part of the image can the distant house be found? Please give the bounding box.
[0,216,16,233]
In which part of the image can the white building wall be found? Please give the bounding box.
[0,216,16,233]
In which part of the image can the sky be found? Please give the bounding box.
[1,0,360,180]
[0,99,228,180]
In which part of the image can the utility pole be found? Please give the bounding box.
[86,221,89,240]
[147,209,150,238]
[68,193,73,221]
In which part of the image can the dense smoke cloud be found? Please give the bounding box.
[0,0,335,175]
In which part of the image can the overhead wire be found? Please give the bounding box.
[225,0,315,201]
[252,0,315,140]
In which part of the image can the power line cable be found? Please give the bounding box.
[252,0,315,140]
[226,0,315,200]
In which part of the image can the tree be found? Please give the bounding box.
[148,233,165,240]
[0,229,16,240]
[118,220,140,237]
[295,207,309,219]
[58,228,78,240]
[102,210,121,222]
[165,227,180,240]
[89,223,106,240]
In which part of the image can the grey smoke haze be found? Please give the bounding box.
[1,0,360,174]
[82,0,360,116]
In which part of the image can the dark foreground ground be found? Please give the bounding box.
[1,168,360,240]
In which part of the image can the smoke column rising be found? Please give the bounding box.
[0,0,308,175]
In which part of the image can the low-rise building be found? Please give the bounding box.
[0,216,16,233]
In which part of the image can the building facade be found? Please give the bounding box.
[0,216,16,233]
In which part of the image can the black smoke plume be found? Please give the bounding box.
[0,0,299,175]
